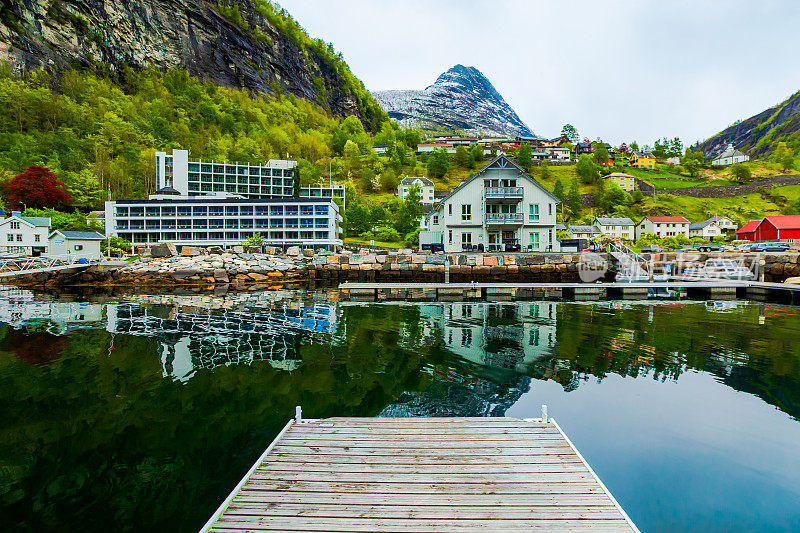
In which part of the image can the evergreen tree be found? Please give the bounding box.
[426,148,450,178]
[567,177,581,214]
[552,178,564,200]
[540,158,550,181]
[561,124,579,143]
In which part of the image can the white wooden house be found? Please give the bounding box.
[0,211,51,255]
[419,155,560,252]
[398,176,435,204]
[711,143,749,166]
[635,216,690,239]
[688,220,722,240]
[48,230,105,260]
[592,217,635,240]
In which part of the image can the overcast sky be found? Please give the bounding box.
[277,0,800,146]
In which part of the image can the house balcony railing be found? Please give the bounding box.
[485,213,523,225]
[484,186,523,198]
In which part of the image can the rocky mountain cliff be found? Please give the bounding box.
[0,0,384,129]
[373,65,533,137]
[696,90,800,159]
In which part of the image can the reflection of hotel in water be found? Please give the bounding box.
[0,288,340,381]
[416,302,559,374]
[108,299,339,381]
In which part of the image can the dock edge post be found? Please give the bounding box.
[541,404,548,423]
[295,405,302,423]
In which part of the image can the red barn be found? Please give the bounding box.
[753,216,800,241]
[736,220,760,241]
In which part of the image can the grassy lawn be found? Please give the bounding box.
[641,192,782,226]
[343,237,407,249]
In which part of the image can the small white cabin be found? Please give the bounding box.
[48,230,105,261]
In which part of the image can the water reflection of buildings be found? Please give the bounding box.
[0,288,340,381]
[108,300,339,381]
[416,302,559,374]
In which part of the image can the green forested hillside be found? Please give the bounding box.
[0,66,420,210]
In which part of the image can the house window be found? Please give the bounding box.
[10,221,19,230]
[530,232,540,249]
[448,204,453,216]
[462,232,472,244]
[529,204,539,222]
[448,230,453,244]
[548,204,552,216]
[461,204,471,222]
[74,244,84,251]
[16,234,22,242]
[6,234,12,242]
[34,235,40,242]
[433,215,439,225]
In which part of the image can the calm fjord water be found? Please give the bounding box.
[1,288,799,532]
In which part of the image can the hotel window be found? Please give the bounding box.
[529,204,539,222]
[461,204,471,222]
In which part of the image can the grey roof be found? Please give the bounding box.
[51,230,106,240]
[714,145,746,159]
[433,154,560,212]
[569,225,600,233]
[708,216,733,224]
[689,218,720,230]
[400,176,434,186]
[20,216,51,227]
[555,223,567,231]
[594,217,635,226]
[154,186,181,195]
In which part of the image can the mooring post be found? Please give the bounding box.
[444,260,450,283]
[295,405,302,423]
[541,404,548,423]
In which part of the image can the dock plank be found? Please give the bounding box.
[202,416,639,532]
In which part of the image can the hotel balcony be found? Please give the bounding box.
[484,186,523,203]
[485,213,523,226]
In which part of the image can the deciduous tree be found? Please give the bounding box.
[516,142,533,169]
[5,166,71,210]
[561,124,578,143]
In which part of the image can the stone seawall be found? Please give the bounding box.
[5,246,799,288]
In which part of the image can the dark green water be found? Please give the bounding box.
[1,288,799,532]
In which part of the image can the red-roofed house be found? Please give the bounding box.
[753,216,800,241]
[736,220,761,241]
[636,216,690,239]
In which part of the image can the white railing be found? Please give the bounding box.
[485,213,523,224]
[0,253,103,274]
[485,186,524,197]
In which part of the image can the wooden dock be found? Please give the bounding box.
[202,408,640,532]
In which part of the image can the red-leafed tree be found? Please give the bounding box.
[5,166,72,210]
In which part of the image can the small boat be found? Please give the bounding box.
[682,259,754,281]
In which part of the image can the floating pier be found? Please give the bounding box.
[202,407,640,532]
[336,280,800,304]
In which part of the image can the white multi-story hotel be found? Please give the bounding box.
[155,149,296,198]
[298,183,345,203]
[105,195,342,250]
[420,155,560,252]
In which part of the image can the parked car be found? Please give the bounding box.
[640,244,663,253]
[751,242,790,252]
[695,243,724,252]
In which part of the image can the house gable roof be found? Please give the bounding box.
[762,215,800,230]
[689,219,718,230]
[594,217,635,226]
[400,176,434,187]
[736,220,761,234]
[432,154,560,211]
[50,230,106,240]
[643,216,690,224]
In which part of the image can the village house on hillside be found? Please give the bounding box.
[602,172,636,191]
[593,217,635,240]
[630,152,656,169]
[397,176,435,204]
[419,155,560,253]
[689,219,723,240]
[636,216,690,239]
[711,143,750,166]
